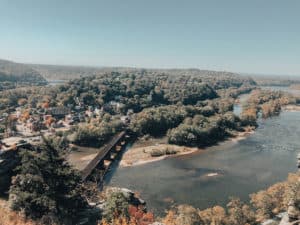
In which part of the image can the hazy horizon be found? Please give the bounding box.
[1,0,300,76]
[2,57,300,78]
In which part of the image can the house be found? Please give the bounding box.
[65,114,80,125]
[127,109,134,116]
[46,107,70,119]
[114,95,122,101]
[43,114,52,121]
[120,116,130,124]
[109,101,125,112]
[94,107,101,116]
[85,110,94,118]
[51,120,64,128]
[28,120,45,132]
[75,105,81,111]
[25,115,45,132]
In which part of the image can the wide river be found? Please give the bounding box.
[105,87,300,215]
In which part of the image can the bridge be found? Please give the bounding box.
[71,131,126,180]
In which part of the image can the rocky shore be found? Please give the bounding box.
[260,154,300,225]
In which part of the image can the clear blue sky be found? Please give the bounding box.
[0,0,300,75]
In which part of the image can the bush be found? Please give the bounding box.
[103,192,129,222]
[165,148,177,155]
[150,149,165,157]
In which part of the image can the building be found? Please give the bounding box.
[46,107,70,119]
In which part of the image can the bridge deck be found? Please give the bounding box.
[67,131,126,180]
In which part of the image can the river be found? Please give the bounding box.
[47,80,66,86]
[105,87,300,215]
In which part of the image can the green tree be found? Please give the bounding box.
[103,192,129,222]
[9,142,90,224]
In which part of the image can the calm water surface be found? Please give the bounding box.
[47,80,66,86]
[106,111,300,214]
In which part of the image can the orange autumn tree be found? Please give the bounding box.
[128,205,154,225]
[100,206,154,225]
[0,202,38,225]
[20,111,30,122]
[42,101,50,109]
[241,106,257,126]
[17,98,27,106]
[199,205,227,225]
[45,116,55,127]
[260,100,281,118]
[163,210,176,225]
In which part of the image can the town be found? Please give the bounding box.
[0,92,134,182]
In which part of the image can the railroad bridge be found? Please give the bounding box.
[67,131,129,181]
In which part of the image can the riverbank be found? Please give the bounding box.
[120,127,255,168]
[119,103,300,169]
[106,110,300,214]
[283,104,300,112]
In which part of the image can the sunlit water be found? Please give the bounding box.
[105,86,300,215]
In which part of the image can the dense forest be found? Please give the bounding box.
[3,69,296,149]
[1,70,296,150]
[1,70,253,112]
[0,70,257,148]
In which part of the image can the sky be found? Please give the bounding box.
[0,0,300,75]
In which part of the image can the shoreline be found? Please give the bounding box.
[282,104,300,112]
[118,102,300,169]
[119,128,255,168]
[120,146,200,167]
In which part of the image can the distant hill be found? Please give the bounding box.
[0,59,47,84]
[0,59,253,86]
[32,64,251,84]
[32,64,103,80]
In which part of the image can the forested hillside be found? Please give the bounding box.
[0,70,256,149]
[2,68,300,225]
[32,63,256,83]
[0,59,47,90]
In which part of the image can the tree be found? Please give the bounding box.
[227,197,256,225]
[199,205,227,225]
[128,205,154,225]
[164,205,204,225]
[9,142,90,224]
[103,192,129,223]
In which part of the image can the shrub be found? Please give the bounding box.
[103,192,129,222]
[150,149,165,157]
